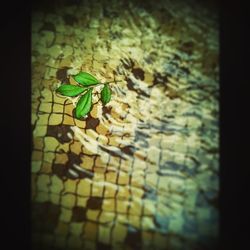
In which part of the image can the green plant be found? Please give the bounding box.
[56,72,121,119]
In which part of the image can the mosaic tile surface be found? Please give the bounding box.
[31,0,219,249]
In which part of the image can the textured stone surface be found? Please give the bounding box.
[31,0,219,249]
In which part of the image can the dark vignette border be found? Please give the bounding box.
[0,0,31,249]
[0,0,249,250]
[220,1,249,250]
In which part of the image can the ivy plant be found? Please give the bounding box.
[56,72,121,119]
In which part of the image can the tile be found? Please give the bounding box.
[32,161,42,173]
[41,88,52,102]
[96,123,109,135]
[147,146,161,165]
[37,174,50,192]
[39,102,52,113]
[76,197,88,208]
[92,181,104,197]
[49,113,63,125]
[69,222,84,236]
[90,103,100,119]
[158,176,169,192]
[143,200,156,216]
[98,225,111,245]
[33,125,47,137]
[44,136,59,151]
[33,137,44,150]
[53,93,67,105]
[54,153,68,164]
[83,222,98,241]
[94,155,106,168]
[43,152,55,164]
[31,113,38,125]
[118,171,129,185]
[50,175,64,193]
[117,186,130,199]
[129,199,142,216]
[70,141,83,154]
[53,104,64,113]
[131,187,144,199]
[40,162,52,174]
[112,223,127,243]
[102,199,115,212]
[142,217,155,230]
[63,114,75,125]
[60,208,72,223]
[99,211,115,224]
[57,143,70,153]
[106,171,118,183]
[80,155,94,170]
[61,193,76,209]
[64,179,77,193]
[50,193,60,205]
[86,209,100,221]
[98,134,108,145]
[77,179,92,196]
[131,174,144,188]
[37,114,50,125]
[168,218,183,233]
[55,221,69,236]
[104,183,117,198]
[117,214,128,224]
[36,191,49,202]
[93,172,105,182]
[116,200,129,213]
[75,119,86,129]
[109,136,120,147]
[133,157,147,170]
[128,214,141,229]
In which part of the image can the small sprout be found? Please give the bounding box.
[55,71,122,119]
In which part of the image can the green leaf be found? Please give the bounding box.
[75,89,92,118]
[73,72,99,86]
[101,83,112,105]
[56,84,86,97]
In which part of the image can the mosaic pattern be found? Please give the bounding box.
[31,0,219,249]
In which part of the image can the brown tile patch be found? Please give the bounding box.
[56,67,71,83]
[87,197,103,210]
[125,228,142,250]
[132,68,145,80]
[71,206,87,222]
[46,125,74,144]
[85,115,100,130]
[52,163,68,180]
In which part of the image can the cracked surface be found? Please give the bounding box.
[31,0,219,249]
